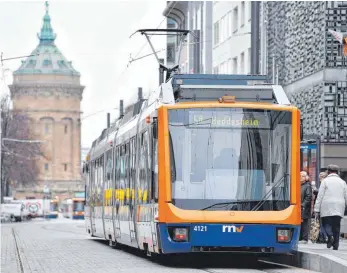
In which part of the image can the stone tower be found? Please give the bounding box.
[9,2,85,199]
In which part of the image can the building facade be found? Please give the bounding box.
[163,1,213,74]
[9,4,85,199]
[265,1,347,180]
[213,1,252,74]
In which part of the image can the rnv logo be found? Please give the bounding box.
[222,225,244,233]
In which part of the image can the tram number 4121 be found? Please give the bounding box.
[193,225,207,232]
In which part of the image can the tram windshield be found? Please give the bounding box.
[73,201,84,212]
[168,108,292,211]
[50,202,58,212]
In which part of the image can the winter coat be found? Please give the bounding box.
[314,173,347,218]
[301,181,312,219]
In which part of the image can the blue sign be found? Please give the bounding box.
[74,192,85,198]
[300,144,317,150]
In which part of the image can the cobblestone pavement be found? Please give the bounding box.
[1,218,318,273]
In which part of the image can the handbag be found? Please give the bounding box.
[309,216,321,243]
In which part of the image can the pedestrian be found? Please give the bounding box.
[316,172,328,244]
[300,171,312,244]
[311,180,318,217]
[314,165,347,250]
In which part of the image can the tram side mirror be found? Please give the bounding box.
[153,120,158,139]
[300,119,303,141]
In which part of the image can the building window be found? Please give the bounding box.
[64,164,68,172]
[44,124,49,134]
[44,163,49,171]
[233,57,238,74]
[248,2,252,21]
[240,52,245,73]
[43,59,52,68]
[214,21,220,45]
[58,60,68,69]
[26,60,36,69]
[233,7,239,32]
[241,2,245,26]
[64,125,68,134]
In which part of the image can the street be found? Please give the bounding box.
[1,217,318,273]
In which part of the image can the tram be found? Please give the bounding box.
[62,198,85,219]
[82,29,302,257]
[48,199,58,218]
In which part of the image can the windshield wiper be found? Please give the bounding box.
[251,173,289,212]
[200,200,253,211]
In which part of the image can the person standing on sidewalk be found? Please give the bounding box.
[300,171,312,243]
[316,172,328,244]
[314,165,347,250]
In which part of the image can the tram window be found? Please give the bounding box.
[106,150,112,180]
[152,137,159,200]
[139,130,150,204]
[125,142,130,204]
[120,145,125,193]
[85,164,90,203]
[115,146,121,192]
[146,129,152,201]
[105,150,113,206]
[99,156,104,206]
[130,137,136,205]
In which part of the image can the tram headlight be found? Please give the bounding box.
[277,228,292,243]
[173,228,188,242]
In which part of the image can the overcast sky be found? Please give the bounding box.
[0,0,166,148]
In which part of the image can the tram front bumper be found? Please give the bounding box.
[158,223,300,254]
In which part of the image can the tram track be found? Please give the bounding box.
[12,228,24,273]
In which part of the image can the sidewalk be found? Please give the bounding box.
[267,239,347,273]
[297,240,347,273]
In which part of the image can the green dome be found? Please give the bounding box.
[14,1,80,76]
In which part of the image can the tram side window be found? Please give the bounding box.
[115,146,121,204]
[105,150,113,206]
[90,161,95,205]
[99,156,104,206]
[85,164,90,203]
[120,145,126,203]
[130,138,136,205]
[125,142,130,205]
[93,160,98,206]
[146,129,152,201]
[138,131,150,204]
[152,136,158,200]
[96,159,100,206]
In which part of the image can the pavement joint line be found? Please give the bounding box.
[12,227,24,273]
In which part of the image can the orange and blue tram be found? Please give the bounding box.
[83,73,302,257]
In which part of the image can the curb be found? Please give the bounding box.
[263,250,347,273]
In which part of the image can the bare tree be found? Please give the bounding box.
[1,94,41,200]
